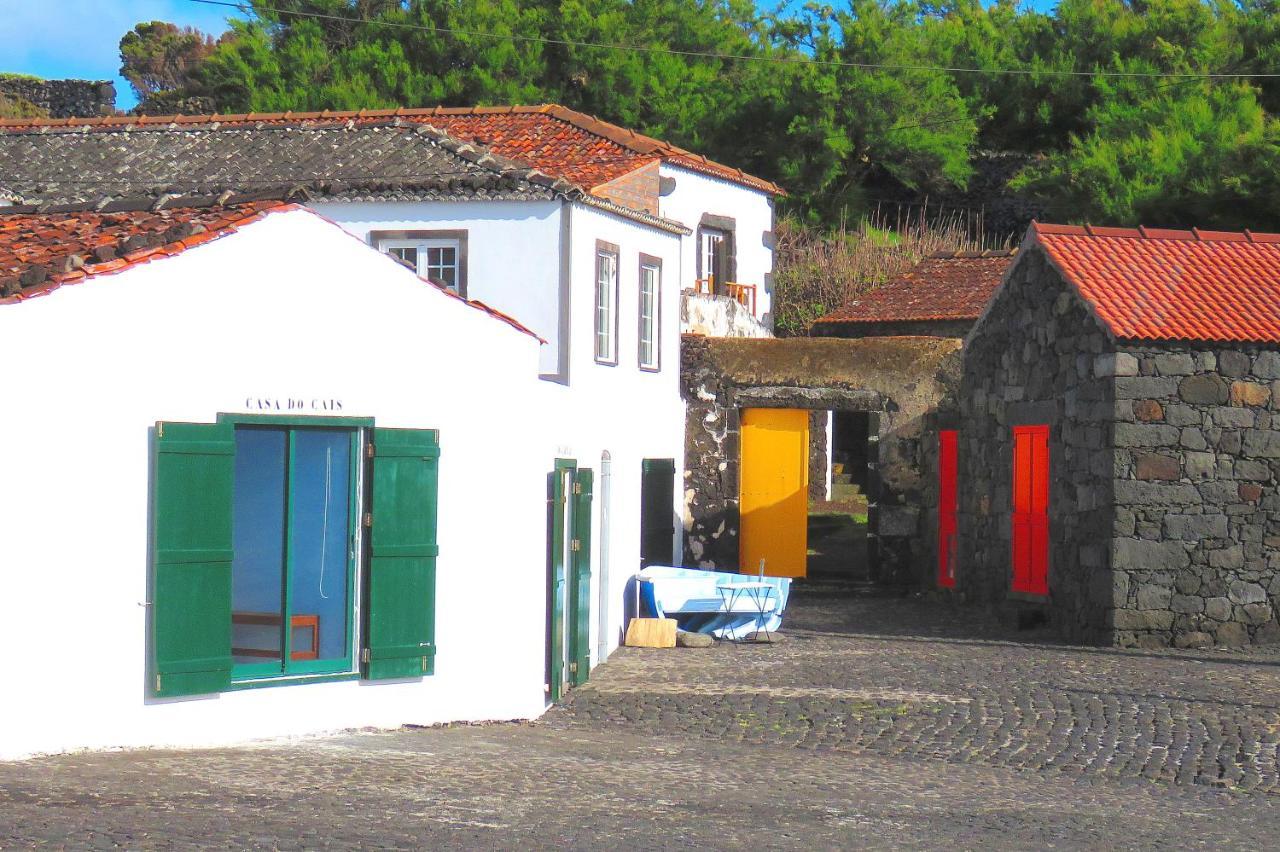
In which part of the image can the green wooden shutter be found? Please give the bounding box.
[151,421,235,698]
[364,427,440,680]
[640,459,676,567]
[569,468,594,687]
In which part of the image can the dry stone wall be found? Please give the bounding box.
[958,250,1116,643]
[0,77,114,118]
[1109,343,1280,648]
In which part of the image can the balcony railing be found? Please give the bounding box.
[693,276,758,316]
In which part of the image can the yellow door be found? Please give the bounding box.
[739,408,809,578]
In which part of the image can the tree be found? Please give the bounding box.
[1013,78,1280,228]
[120,22,219,104]
[112,0,1280,229]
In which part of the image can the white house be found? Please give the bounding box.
[0,107,781,756]
[0,200,594,758]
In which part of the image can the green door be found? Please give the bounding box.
[547,461,593,702]
[569,468,594,687]
[640,458,676,567]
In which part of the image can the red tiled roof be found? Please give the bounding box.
[813,250,1016,326]
[1031,223,1280,343]
[0,104,783,197]
[0,201,288,303]
[0,199,544,340]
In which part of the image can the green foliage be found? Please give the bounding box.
[115,0,1280,229]
[0,93,48,119]
[120,21,218,102]
[771,209,993,337]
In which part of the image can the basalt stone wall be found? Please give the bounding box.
[958,250,1116,643]
[682,335,962,584]
[1108,344,1280,648]
[808,410,829,501]
[0,77,115,118]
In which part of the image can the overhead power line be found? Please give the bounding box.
[186,0,1280,80]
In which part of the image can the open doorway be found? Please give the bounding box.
[806,411,872,584]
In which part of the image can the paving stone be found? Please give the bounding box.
[6,596,1280,848]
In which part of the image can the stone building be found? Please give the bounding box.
[958,223,1280,648]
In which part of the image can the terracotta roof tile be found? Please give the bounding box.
[813,250,1017,326]
[0,104,783,197]
[1030,222,1280,344]
[0,197,545,340]
[0,200,288,303]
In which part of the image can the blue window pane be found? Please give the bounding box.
[232,428,287,665]
[289,430,353,663]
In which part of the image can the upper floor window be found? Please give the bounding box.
[638,256,661,371]
[595,241,620,365]
[370,229,468,297]
[697,215,737,296]
[700,228,727,287]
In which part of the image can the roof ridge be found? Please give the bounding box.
[0,190,303,215]
[1033,221,1280,243]
[0,103,784,197]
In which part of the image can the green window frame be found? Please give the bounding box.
[149,415,439,697]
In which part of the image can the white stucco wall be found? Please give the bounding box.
[310,199,565,376]
[0,209,553,759]
[548,202,687,661]
[315,197,688,665]
[658,165,776,327]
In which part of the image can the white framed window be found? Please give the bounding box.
[595,241,619,365]
[699,227,726,286]
[370,230,468,296]
[638,256,661,371]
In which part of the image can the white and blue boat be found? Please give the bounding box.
[634,565,791,640]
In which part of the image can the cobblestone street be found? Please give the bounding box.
[6,594,1280,848]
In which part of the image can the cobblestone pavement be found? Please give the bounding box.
[556,594,1280,794]
[5,594,1280,848]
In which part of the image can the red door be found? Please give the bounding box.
[938,430,958,588]
[1012,425,1049,594]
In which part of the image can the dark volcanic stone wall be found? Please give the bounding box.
[808,410,829,501]
[682,335,962,584]
[1108,343,1280,648]
[0,77,114,118]
[958,250,1116,643]
[961,246,1280,648]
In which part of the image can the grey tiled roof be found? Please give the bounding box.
[0,120,571,206]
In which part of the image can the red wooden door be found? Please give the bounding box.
[937,430,958,588]
[1012,425,1049,594]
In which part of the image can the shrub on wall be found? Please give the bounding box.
[772,206,997,337]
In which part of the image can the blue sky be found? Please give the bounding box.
[1,0,235,109]
[2,1,1059,111]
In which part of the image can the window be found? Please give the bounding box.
[595,241,619,364]
[699,228,726,286]
[638,256,661,371]
[697,215,736,295]
[231,426,357,678]
[370,230,468,296]
[150,418,440,697]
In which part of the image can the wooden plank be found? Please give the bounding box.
[624,617,677,648]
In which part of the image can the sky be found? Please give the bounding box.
[1,0,1059,112]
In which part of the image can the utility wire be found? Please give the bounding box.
[187,0,1280,80]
